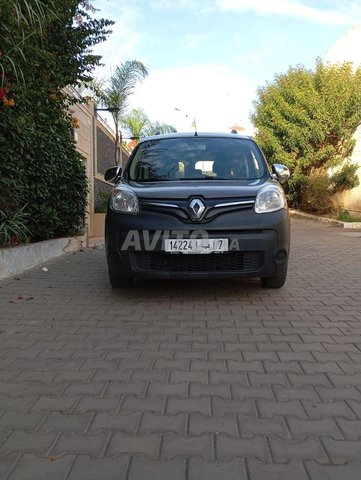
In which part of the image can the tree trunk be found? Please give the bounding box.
[119,130,123,167]
[114,119,119,165]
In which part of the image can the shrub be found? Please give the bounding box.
[330,162,360,193]
[336,210,360,222]
[298,173,334,215]
[95,190,111,214]
[0,93,89,241]
[0,1,112,244]
[0,205,30,247]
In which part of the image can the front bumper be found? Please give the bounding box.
[105,208,290,280]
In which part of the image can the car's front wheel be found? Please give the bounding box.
[108,270,133,288]
[260,269,287,289]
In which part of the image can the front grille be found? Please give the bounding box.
[140,197,255,223]
[131,251,263,273]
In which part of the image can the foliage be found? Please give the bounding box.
[0,205,30,246]
[336,209,360,222]
[122,108,150,140]
[122,108,177,142]
[95,190,111,213]
[298,173,333,215]
[1,0,113,89]
[0,1,113,243]
[252,59,361,214]
[91,61,149,164]
[146,120,177,136]
[330,162,360,193]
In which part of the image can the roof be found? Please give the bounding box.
[139,132,251,143]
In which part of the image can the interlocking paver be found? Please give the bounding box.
[257,399,306,418]
[322,438,361,463]
[1,218,361,479]
[189,414,238,436]
[302,400,355,419]
[0,412,45,430]
[0,431,56,455]
[269,437,328,463]
[216,435,269,461]
[139,412,186,434]
[161,434,212,460]
[68,455,130,480]
[238,415,289,438]
[273,386,319,401]
[90,412,141,433]
[6,454,75,480]
[167,397,211,415]
[188,458,247,480]
[128,457,185,480]
[287,417,343,439]
[147,382,188,396]
[107,433,160,458]
[248,459,309,480]
[190,383,231,398]
[39,412,93,432]
[52,432,109,457]
[305,461,361,480]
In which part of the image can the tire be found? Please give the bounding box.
[261,269,287,289]
[108,271,133,288]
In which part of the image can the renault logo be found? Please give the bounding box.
[188,198,205,221]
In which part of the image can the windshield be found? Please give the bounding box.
[128,137,269,182]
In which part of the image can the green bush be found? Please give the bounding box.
[252,60,361,211]
[0,94,88,241]
[298,173,334,215]
[0,1,112,244]
[0,205,30,246]
[330,162,360,193]
[95,190,111,214]
[336,210,360,222]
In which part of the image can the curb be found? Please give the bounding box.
[0,235,87,281]
[289,210,361,229]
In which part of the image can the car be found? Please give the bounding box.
[104,132,290,288]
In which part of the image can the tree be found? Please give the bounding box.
[146,120,177,136]
[122,108,176,144]
[122,108,150,141]
[93,61,149,164]
[251,59,361,213]
[0,1,113,243]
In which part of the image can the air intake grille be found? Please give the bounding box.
[131,251,263,273]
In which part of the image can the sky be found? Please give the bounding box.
[92,0,361,135]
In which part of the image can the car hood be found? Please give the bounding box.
[123,179,273,200]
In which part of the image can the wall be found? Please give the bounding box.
[333,125,361,217]
[325,24,361,216]
[71,95,130,237]
[70,94,95,238]
[94,119,129,215]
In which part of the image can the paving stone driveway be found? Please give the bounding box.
[0,217,361,479]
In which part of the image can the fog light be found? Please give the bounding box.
[275,250,287,264]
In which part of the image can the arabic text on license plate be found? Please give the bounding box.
[164,238,228,254]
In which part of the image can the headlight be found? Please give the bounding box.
[254,185,287,213]
[111,188,139,214]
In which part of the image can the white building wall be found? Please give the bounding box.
[324,24,361,216]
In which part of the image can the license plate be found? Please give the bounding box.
[164,238,228,254]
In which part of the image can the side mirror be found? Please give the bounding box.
[104,166,122,183]
[272,164,290,184]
